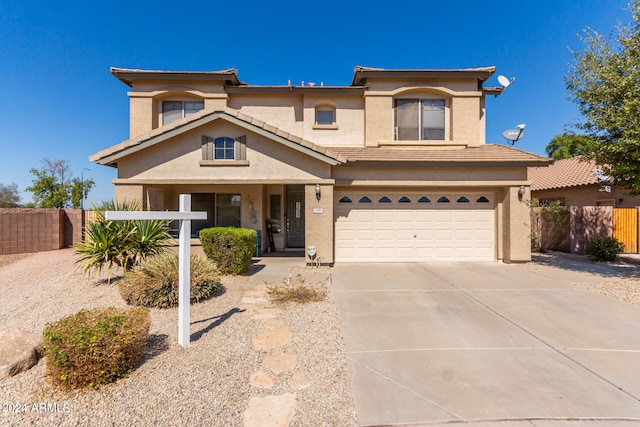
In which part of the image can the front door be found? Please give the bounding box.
[286,186,305,248]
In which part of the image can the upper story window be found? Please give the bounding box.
[162,100,204,125]
[394,98,445,140]
[201,135,247,161]
[315,103,336,127]
[214,137,235,160]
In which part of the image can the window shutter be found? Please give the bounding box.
[235,135,247,160]
[201,136,214,160]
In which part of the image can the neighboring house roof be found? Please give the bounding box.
[89,107,342,167]
[528,156,600,191]
[328,145,550,166]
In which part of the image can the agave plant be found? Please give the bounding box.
[74,200,173,282]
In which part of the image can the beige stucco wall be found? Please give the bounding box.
[302,95,364,146]
[116,121,333,182]
[501,186,532,262]
[332,165,528,184]
[305,184,334,264]
[229,94,304,137]
[533,186,640,208]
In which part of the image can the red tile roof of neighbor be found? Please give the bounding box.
[528,156,600,191]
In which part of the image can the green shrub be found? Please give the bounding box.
[199,227,256,275]
[586,236,625,261]
[43,307,150,389]
[74,200,172,282]
[118,253,221,308]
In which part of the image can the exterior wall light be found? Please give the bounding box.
[315,183,321,201]
[518,185,526,201]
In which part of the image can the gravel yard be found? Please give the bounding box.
[0,249,357,426]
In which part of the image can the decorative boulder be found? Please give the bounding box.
[0,330,42,380]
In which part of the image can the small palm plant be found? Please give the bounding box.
[74,200,173,282]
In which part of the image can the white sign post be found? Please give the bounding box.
[105,194,207,348]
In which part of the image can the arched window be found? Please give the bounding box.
[358,196,372,203]
[477,196,490,203]
[418,196,431,203]
[457,196,470,203]
[398,196,411,203]
[437,196,450,203]
[315,103,336,126]
[378,196,392,203]
[339,196,352,203]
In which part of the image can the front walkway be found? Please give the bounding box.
[332,261,640,426]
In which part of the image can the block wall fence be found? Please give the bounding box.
[0,209,84,255]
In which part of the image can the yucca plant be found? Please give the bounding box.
[74,200,173,282]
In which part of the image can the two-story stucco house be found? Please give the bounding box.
[90,66,549,264]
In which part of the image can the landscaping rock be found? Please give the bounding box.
[243,393,296,427]
[0,330,42,380]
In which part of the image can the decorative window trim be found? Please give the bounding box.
[394,97,448,141]
[201,135,247,163]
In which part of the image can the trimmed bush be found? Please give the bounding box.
[586,236,625,261]
[118,253,221,308]
[43,307,150,389]
[199,227,257,275]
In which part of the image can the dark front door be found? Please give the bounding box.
[286,186,305,248]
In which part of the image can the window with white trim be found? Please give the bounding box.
[162,100,204,125]
[394,98,445,140]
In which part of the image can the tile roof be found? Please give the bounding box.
[327,144,550,165]
[89,107,341,166]
[528,156,600,191]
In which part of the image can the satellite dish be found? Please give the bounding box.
[498,75,515,88]
[502,124,525,145]
[593,169,611,182]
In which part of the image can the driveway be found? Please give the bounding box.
[332,261,640,426]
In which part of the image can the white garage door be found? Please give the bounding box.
[334,192,495,262]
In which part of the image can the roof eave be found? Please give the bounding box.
[110,67,241,88]
[351,66,497,86]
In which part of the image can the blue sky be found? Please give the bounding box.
[0,0,632,206]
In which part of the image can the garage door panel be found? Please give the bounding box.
[335,193,495,262]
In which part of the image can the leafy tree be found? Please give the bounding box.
[26,158,95,208]
[74,200,173,282]
[545,132,593,160]
[0,182,20,207]
[565,1,640,194]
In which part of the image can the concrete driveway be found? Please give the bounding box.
[332,262,640,426]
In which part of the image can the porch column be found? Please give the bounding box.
[305,184,334,265]
[502,185,531,263]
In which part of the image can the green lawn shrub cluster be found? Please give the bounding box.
[118,253,221,308]
[586,236,625,262]
[42,307,150,389]
[199,227,256,275]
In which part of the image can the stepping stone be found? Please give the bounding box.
[245,289,267,298]
[262,318,285,330]
[0,330,42,380]
[241,296,267,304]
[252,328,292,351]
[243,393,296,427]
[253,307,284,320]
[291,372,312,390]
[249,370,275,389]
[261,352,297,376]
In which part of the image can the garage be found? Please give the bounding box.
[334,192,495,262]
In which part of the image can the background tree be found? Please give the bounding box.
[565,0,640,194]
[26,158,95,208]
[0,182,20,207]
[545,132,593,160]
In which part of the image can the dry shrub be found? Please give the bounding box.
[118,253,220,308]
[267,275,327,304]
[43,307,150,389]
